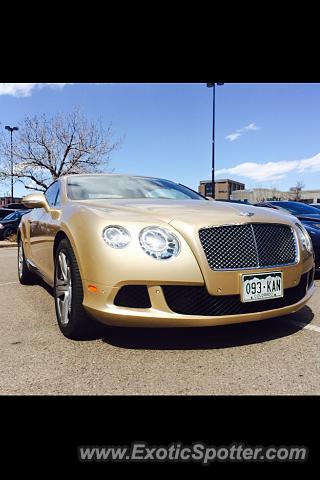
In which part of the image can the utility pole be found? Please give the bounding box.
[5,125,19,203]
[206,83,224,198]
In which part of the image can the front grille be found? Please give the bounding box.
[199,223,297,270]
[162,272,309,316]
[114,285,151,308]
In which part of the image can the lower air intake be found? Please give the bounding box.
[162,272,309,316]
[114,285,151,308]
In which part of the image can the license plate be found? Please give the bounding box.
[241,272,283,303]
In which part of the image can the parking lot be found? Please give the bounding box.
[1,245,320,395]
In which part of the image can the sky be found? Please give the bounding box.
[0,82,320,197]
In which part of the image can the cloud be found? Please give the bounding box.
[216,153,320,182]
[225,122,260,141]
[225,133,241,142]
[243,122,260,131]
[0,83,72,97]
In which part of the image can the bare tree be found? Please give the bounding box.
[289,181,305,201]
[255,194,265,203]
[0,110,122,191]
[280,191,288,200]
[269,186,285,201]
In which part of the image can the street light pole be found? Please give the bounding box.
[5,125,19,203]
[206,83,224,198]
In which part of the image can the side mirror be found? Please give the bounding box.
[206,196,215,201]
[22,193,50,211]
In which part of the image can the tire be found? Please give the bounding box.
[54,238,103,340]
[18,237,36,285]
[3,227,15,239]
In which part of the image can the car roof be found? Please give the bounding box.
[62,173,175,183]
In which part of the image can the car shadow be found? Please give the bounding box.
[30,278,55,298]
[101,306,314,350]
[33,277,316,348]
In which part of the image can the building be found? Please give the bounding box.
[231,188,284,203]
[296,190,320,204]
[231,188,320,204]
[0,196,22,207]
[198,179,245,200]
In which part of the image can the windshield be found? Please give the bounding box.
[67,176,205,201]
[272,202,320,215]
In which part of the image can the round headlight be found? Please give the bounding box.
[295,223,313,253]
[139,227,180,260]
[103,225,131,249]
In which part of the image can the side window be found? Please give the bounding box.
[55,183,61,207]
[45,182,60,208]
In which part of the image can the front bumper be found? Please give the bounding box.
[82,268,316,328]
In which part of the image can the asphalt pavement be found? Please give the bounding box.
[1,247,320,395]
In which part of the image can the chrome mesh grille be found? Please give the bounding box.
[199,223,297,270]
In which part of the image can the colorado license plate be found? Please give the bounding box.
[241,272,283,303]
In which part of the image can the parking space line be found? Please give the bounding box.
[0,281,19,287]
[286,319,320,333]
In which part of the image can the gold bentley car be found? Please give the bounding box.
[18,174,315,339]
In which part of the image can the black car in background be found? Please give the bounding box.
[255,201,320,270]
[310,203,320,210]
[0,210,30,240]
[260,201,320,219]
[0,208,16,220]
[4,203,30,210]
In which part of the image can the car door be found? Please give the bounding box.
[30,182,61,281]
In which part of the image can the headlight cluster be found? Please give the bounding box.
[295,223,313,254]
[103,225,181,260]
[139,227,180,260]
[102,225,131,249]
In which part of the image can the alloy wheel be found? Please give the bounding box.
[18,241,24,278]
[55,251,72,325]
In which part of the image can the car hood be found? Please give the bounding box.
[0,216,20,224]
[73,198,295,227]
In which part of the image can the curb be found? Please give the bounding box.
[0,242,17,248]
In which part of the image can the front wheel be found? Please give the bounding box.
[54,238,103,340]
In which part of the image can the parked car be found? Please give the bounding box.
[18,174,315,340]
[0,210,30,240]
[4,203,30,210]
[256,201,320,219]
[310,203,320,210]
[0,208,17,220]
[255,201,320,270]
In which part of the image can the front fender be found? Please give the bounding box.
[59,206,204,289]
